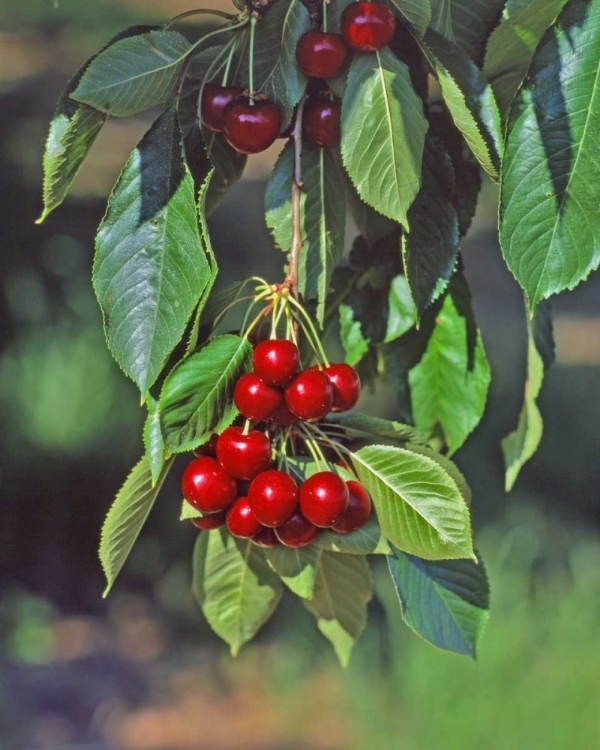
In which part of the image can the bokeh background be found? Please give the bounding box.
[1,1,600,748]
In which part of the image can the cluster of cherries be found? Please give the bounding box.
[200,1,396,154]
[181,339,371,548]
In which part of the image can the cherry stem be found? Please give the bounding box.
[285,95,307,300]
[163,8,235,30]
[286,295,330,366]
[248,16,257,105]
[243,419,251,436]
[221,37,238,86]
[298,425,328,471]
[271,296,287,339]
[322,0,328,32]
[307,422,355,465]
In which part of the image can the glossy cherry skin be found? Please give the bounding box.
[191,510,227,530]
[332,481,372,533]
[299,471,349,527]
[223,98,282,154]
[269,402,300,426]
[253,339,300,387]
[341,2,396,52]
[285,370,334,421]
[216,426,272,480]
[323,363,361,411]
[181,456,238,514]
[226,496,264,538]
[303,99,341,148]
[201,84,244,133]
[275,510,318,547]
[234,372,284,421]
[251,527,279,548]
[296,31,348,79]
[248,470,299,527]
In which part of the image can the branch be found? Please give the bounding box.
[286,95,307,299]
[248,0,281,17]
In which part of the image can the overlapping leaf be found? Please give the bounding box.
[264,544,322,598]
[324,411,429,445]
[450,0,505,62]
[389,0,432,36]
[385,276,418,342]
[429,0,454,39]
[143,395,165,485]
[315,514,392,555]
[339,303,370,366]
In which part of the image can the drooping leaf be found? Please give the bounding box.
[409,293,491,454]
[265,142,346,323]
[387,545,490,657]
[324,411,429,445]
[315,513,392,555]
[345,181,396,244]
[202,128,248,214]
[341,47,428,230]
[384,275,418,342]
[160,334,253,453]
[389,0,432,36]
[404,442,472,506]
[419,29,503,180]
[93,107,211,395]
[100,455,174,596]
[143,395,165,485]
[499,0,600,312]
[429,0,454,39]
[264,544,322,598]
[339,303,370,366]
[351,444,474,560]
[193,530,283,656]
[304,553,372,667]
[450,0,505,63]
[72,30,192,116]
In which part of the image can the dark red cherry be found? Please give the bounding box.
[248,470,299,527]
[323,363,361,411]
[182,456,237,514]
[285,370,333,421]
[253,339,300,386]
[200,84,244,133]
[296,31,348,79]
[303,98,341,148]
[299,471,349,527]
[216,426,272,480]
[191,510,227,530]
[226,496,264,538]
[234,372,284,421]
[251,527,279,548]
[222,97,282,154]
[269,402,300,426]
[341,2,396,52]
[332,481,372,533]
[275,510,318,547]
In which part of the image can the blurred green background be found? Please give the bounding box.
[1,1,600,748]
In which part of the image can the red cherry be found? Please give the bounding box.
[226,496,264,538]
[269,402,300,426]
[323,363,361,412]
[200,84,244,133]
[234,373,284,421]
[251,527,279,548]
[253,339,300,386]
[216,426,272,480]
[332,481,372,533]
[299,471,349,527]
[182,456,237,514]
[303,98,341,149]
[285,370,333,421]
[341,2,396,52]
[193,432,218,458]
[296,31,348,79]
[191,510,227,530]
[248,470,298,527]
[275,510,318,547]
[222,98,282,154]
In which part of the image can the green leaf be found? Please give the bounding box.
[450,0,505,62]
[388,0,432,36]
[385,275,418,343]
[401,134,459,317]
[93,107,212,395]
[180,500,201,521]
[351,444,474,560]
[339,303,370,366]
[72,30,191,116]
[499,0,600,311]
[304,553,372,667]
[345,181,396,243]
[315,513,392,555]
[192,530,283,656]
[387,545,490,657]
[404,442,472,506]
[324,411,429,445]
[409,293,491,454]
[430,0,454,39]
[264,544,322,598]
[265,143,346,323]
[143,395,165,485]
[419,29,503,180]
[160,334,253,453]
[341,47,428,231]
[100,455,174,596]
[202,129,248,214]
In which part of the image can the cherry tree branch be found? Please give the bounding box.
[286,95,307,300]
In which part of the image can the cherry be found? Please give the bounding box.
[191,510,227,530]
[251,527,279,548]
[216,426,272,480]
[285,370,334,421]
[200,84,244,133]
[303,99,341,148]
[248,470,298,527]
[234,372,284,421]
[222,97,282,154]
[269,403,300,426]
[324,363,361,411]
[275,510,318,547]
[299,471,349,527]
[182,456,237,514]
[296,31,348,79]
[341,2,396,52]
[253,338,300,386]
[226,496,264,538]
[332,481,372,533]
